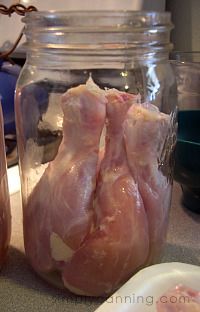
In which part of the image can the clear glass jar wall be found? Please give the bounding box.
[0,105,11,269]
[15,11,177,296]
[171,52,200,213]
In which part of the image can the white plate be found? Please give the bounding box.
[95,262,200,312]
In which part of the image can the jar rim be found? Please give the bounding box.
[22,10,173,62]
[23,10,172,28]
[24,10,171,17]
[170,51,200,64]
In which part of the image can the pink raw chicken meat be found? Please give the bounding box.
[24,78,171,296]
[123,103,171,263]
[24,78,106,272]
[62,89,149,296]
[157,284,200,312]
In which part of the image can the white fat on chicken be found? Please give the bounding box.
[50,232,74,262]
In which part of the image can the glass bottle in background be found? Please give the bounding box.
[15,11,176,296]
[0,103,11,269]
[171,52,200,213]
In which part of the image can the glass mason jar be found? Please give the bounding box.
[0,104,11,269]
[15,11,176,296]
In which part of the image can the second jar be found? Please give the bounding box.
[15,11,176,296]
[0,104,11,269]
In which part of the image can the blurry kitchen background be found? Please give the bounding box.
[0,0,199,166]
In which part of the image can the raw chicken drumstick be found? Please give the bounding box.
[24,78,171,296]
[24,78,106,272]
[123,103,171,263]
[62,89,149,296]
